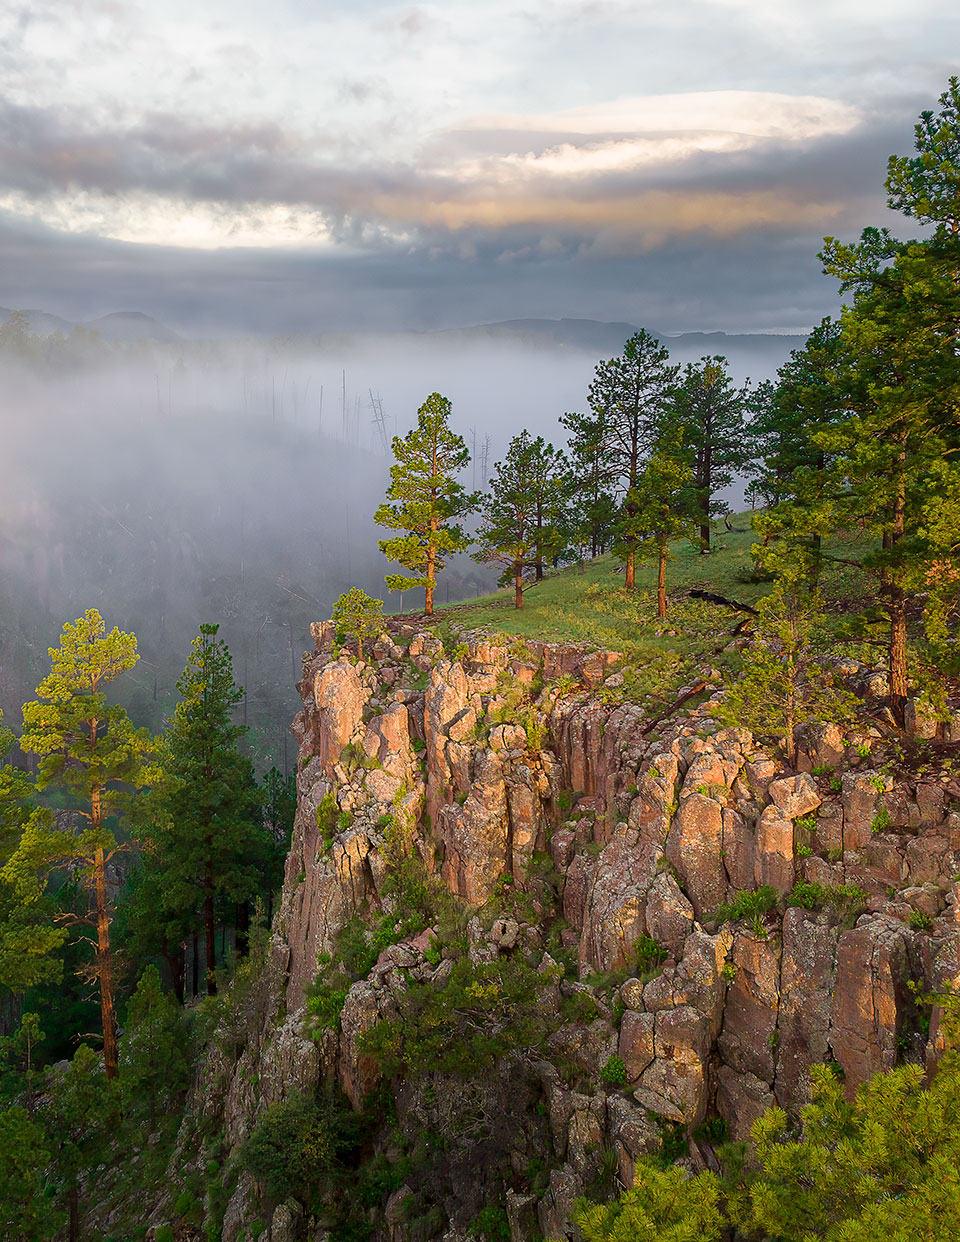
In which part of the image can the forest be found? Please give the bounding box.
[0,75,959,1242]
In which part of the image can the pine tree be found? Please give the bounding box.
[475,431,540,609]
[331,587,384,659]
[375,393,477,615]
[156,624,266,994]
[799,78,960,724]
[666,356,751,552]
[20,610,152,1080]
[749,319,843,588]
[566,331,677,584]
[559,405,617,558]
[614,440,698,617]
[0,710,65,992]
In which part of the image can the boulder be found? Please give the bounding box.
[634,1006,711,1125]
[665,794,725,919]
[768,773,821,820]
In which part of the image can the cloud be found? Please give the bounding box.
[0,89,881,256]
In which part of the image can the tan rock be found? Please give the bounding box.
[755,805,795,893]
[665,793,725,920]
[618,1010,655,1082]
[768,773,821,820]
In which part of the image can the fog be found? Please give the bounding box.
[0,320,803,767]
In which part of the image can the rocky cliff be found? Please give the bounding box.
[176,623,960,1242]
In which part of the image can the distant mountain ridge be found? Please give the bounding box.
[0,306,182,343]
[0,307,807,358]
[435,317,808,357]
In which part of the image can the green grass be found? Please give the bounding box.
[385,515,876,715]
[433,520,765,647]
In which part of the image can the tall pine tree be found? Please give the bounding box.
[666,356,751,552]
[20,610,152,1080]
[154,625,265,995]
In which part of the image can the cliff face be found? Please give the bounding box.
[196,624,960,1242]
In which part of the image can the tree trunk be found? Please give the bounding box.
[93,846,118,1080]
[514,562,523,610]
[657,542,667,617]
[68,1181,79,1242]
[425,513,438,616]
[236,901,250,958]
[887,460,908,729]
[204,851,217,995]
[624,550,635,591]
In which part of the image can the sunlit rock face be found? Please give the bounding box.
[179,623,959,1242]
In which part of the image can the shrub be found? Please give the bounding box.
[634,935,668,976]
[600,1055,627,1086]
[908,908,933,931]
[239,1090,363,1208]
[712,886,778,925]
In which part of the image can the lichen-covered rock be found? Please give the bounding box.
[718,931,781,1085]
[774,908,838,1111]
[768,773,821,820]
[716,1066,775,1142]
[841,771,889,848]
[665,793,725,919]
[830,915,920,1094]
[754,805,795,892]
[644,872,695,959]
[618,1010,655,1083]
[634,1006,711,1125]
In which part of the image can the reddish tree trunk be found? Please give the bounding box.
[657,542,667,617]
[204,849,217,995]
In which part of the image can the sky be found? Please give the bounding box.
[0,1,956,336]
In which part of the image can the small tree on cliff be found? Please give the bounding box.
[20,610,153,1080]
[714,587,858,763]
[331,587,383,659]
[375,393,477,615]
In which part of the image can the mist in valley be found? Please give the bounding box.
[0,318,803,767]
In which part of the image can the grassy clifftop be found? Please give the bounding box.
[418,516,869,716]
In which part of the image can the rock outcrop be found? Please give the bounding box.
[167,624,960,1242]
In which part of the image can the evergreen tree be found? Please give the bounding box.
[118,965,189,1123]
[20,610,152,1080]
[749,319,843,588]
[565,331,677,584]
[375,393,477,615]
[475,430,540,609]
[41,1043,112,1242]
[0,1105,53,1242]
[559,404,617,558]
[526,436,569,578]
[155,624,266,994]
[666,356,751,552]
[331,587,384,659]
[614,440,698,617]
[778,78,960,724]
[714,586,859,763]
[0,710,65,992]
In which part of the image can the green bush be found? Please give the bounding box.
[600,1055,627,1086]
[239,1090,364,1207]
[712,886,778,926]
[634,935,668,976]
